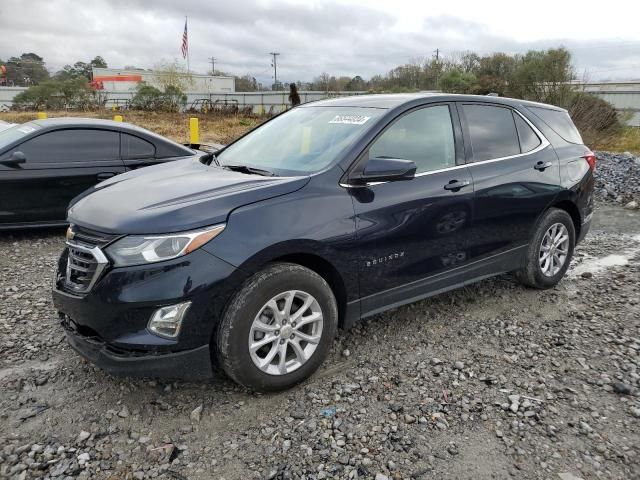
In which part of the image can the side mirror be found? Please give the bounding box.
[352,157,416,185]
[0,151,26,167]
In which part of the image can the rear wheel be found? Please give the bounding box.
[215,262,338,391]
[516,208,575,289]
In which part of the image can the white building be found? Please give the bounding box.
[91,67,235,93]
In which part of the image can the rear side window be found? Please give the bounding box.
[369,105,456,174]
[18,129,120,163]
[514,114,541,153]
[463,105,520,161]
[527,107,583,144]
[121,133,155,159]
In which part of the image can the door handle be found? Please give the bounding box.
[97,172,116,180]
[534,161,553,171]
[443,179,470,191]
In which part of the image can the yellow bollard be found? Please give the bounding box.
[189,117,199,145]
[37,112,47,120]
[113,115,123,122]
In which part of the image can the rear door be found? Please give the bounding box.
[349,103,475,316]
[1,128,125,224]
[459,103,561,264]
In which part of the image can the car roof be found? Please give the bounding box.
[32,117,151,131]
[303,93,565,111]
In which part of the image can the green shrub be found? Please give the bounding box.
[13,78,106,110]
[130,83,186,112]
[565,92,621,144]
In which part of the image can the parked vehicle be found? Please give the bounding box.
[52,94,595,391]
[0,118,198,229]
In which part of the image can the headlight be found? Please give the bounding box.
[105,224,225,267]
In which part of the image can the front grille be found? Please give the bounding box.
[62,226,114,294]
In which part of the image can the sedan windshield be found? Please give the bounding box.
[217,106,384,175]
[0,122,40,147]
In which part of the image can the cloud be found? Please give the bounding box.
[0,0,638,83]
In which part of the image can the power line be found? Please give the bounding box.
[208,57,217,75]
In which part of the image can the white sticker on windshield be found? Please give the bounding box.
[329,115,371,125]
[18,126,36,134]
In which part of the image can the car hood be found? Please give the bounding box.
[68,158,310,234]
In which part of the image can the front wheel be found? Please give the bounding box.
[516,208,576,289]
[215,263,338,392]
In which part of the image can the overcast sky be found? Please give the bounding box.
[1,0,639,84]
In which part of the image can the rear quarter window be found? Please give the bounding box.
[527,107,583,144]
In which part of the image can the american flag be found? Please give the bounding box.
[181,19,188,59]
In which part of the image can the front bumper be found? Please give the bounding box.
[63,319,213,380]
[52,247,246,380]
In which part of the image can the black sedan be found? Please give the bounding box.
[0,118,198,229]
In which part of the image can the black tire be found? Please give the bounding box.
[215,262,338,392]
[516,208,576,289]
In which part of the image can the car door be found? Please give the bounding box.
[347,103,474,317]
[0,128,125,224]
[120,132,157,170]
[459,103,562,264]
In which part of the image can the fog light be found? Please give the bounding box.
[148,302,191,338]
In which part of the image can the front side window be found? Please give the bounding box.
[18,129,120,163]
[368,105,456,174]
[217,106,385,175]
[463,104,520,161]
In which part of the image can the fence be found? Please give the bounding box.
[2,83,639,125]
[0,88,366,114]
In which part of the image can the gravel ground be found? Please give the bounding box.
[1,206,639,480]
[595,151,640,208]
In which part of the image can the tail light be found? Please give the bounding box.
[583,151,596,171]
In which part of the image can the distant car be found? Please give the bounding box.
[0,118,198,229]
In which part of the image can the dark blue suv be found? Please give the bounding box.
[52,94,595,391]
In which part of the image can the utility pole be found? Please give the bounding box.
[269,52,280,89]
[434,48,440,90]
[208,57,216,75]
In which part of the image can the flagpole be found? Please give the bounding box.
[186,16,190,73]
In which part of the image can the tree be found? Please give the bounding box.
[235,74,259,92]
[153,60,194,92]
[13,78,106,110]
[5,53,49,86]
[55,56,108,81]
[510,48,574,105]
[345,75,367,91]
[439,69,476,94]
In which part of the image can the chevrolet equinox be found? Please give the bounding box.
[52,94,595,391]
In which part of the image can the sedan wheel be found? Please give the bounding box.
[249,290,323,375]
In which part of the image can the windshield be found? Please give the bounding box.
[0,122,40,147]
[217,106,384,175]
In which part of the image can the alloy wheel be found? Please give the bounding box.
[539,222,570,277]
[248,290,324,375]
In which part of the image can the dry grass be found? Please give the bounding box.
[0,111,264,145]
[592,127,640,154]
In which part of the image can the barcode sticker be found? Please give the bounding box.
[329,115,370,125]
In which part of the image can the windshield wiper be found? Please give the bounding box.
[222,164,274,177]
